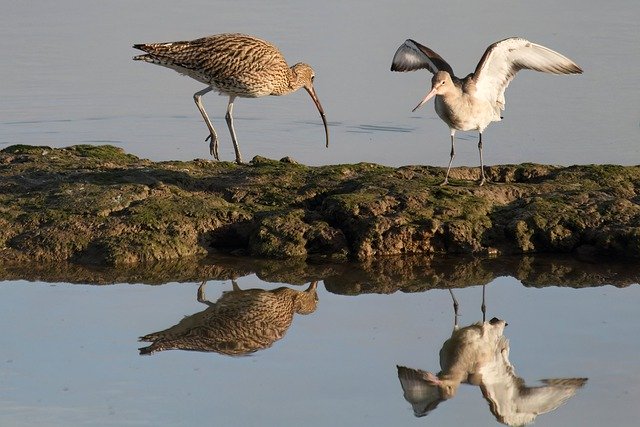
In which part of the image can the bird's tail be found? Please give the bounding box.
[131,52,176,67]
[138,344,157,355]
[132,42,189,67]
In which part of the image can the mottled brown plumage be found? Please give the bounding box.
[138,280,318,356]
[133,33,328,163]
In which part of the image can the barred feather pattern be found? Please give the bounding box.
[138,282,318,356]
[133,33,302,97]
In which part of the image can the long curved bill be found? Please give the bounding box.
[412,86,438,112]
[305,86,329,148]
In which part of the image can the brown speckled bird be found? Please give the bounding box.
[138,280,318,356]
[133,33,329,164]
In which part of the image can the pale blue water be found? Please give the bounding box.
[1,270,639,426]
[1,1,640,425]
[1,0,639,166]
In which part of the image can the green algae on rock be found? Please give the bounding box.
[1,145,639,266]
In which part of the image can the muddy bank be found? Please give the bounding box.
[1,144,639,266]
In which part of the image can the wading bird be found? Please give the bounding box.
[139,280,318,356]
[133,33,329,164]
[397,286,587,425]
[391,37,582,185]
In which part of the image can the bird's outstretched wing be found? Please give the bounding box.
[516,378,588,415]
[482,375,587,426]
[391,39,454,75]
[473,37,583,109]
[396,365,444,417]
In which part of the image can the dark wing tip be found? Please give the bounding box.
[390,39,433,73]
[556,62,583,75]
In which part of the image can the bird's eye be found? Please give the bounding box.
[311,75,315,82]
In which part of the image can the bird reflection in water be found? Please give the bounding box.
[397,286,587,426]
[139,280,318,356]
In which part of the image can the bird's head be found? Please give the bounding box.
[295,281,319,315]
[412,71,453,112]
[291,63,329,148]
[291,63,315,90]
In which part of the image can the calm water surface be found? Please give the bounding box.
[1,1,639,166]
[1,256,640,426]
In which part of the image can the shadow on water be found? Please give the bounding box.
[1,253,637,291]
[347,124,416,134]
[397,286,588,426]
[138,280,318,356]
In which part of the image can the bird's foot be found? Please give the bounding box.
[439,178,449,186]
[478,176,487,186]
[205,134,220,161]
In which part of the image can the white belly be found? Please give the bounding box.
[435,95,501,132]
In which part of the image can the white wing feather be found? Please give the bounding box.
[474,37,582,110]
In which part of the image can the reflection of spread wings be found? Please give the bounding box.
[396,366,445,417]
[481,376,587,426]
[397,288,588,425]
[139,281,318,356]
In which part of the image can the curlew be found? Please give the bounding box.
[133,33,329,164]
[391,37,582,185]
[138,280,318,356]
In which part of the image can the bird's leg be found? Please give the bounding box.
[478,133,486,186]
[225,96,243,164]
[441,131,456,186]
[481,284,486,322]
[193,87,219,160]
[197,281,215,306]
[449,289,460,329]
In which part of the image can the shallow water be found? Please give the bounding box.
[1,255,639,426]
[1,1,639,167]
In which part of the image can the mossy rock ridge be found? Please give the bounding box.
[1,145,639,265]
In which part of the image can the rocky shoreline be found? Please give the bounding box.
[1,144,639,267]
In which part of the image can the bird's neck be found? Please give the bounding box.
[289,66,308,91]
[440,83,464,102]
[440,366,469,383]
[269,68,300,96]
